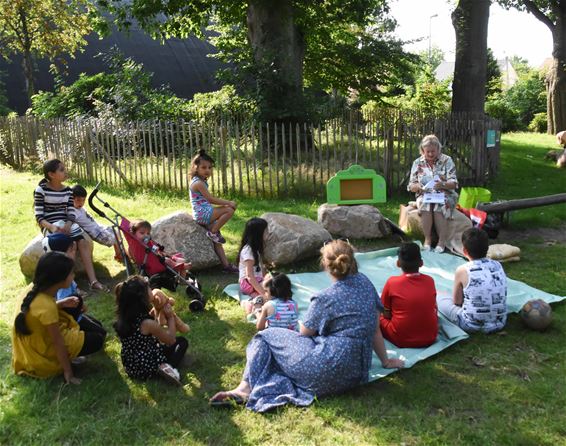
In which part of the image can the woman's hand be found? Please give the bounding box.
[382,357,404,369]
[410,183,423,194]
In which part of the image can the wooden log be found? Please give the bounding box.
[476,194,566,213]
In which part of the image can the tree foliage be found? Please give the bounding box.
[99,0,416,121]
[0,0,97,103]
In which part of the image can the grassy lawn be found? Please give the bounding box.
[0,132,565,445]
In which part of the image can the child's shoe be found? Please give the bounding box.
[206,231,225,244]
[158,363,182,386]
[222,264,239,274]
[434,245,445,253]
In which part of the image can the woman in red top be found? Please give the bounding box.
[380,242,438,348]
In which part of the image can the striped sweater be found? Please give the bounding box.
[34,179,76,226]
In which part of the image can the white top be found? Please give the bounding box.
[461,258,507,333]
[238,244,262,281]
[74,207,105,239]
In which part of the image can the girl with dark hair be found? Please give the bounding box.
[114,275,188,386]
[189,149,236,244]
[12,252,104,384]
[256,273,299,332]
[33,159,107,291]
[189,150,238,273]
[237,218,268,314]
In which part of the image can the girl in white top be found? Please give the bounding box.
[238,218,268,315]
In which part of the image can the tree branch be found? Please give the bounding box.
[521,0,554,30]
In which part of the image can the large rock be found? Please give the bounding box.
[317,204,392,239]
[261,212,331,266]
[398,203,472,255]
[150,211,220,270]
[20,234,93,278]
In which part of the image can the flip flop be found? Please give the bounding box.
[157,363,182,387]
[209,392,247,407]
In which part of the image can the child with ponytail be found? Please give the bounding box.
[189,150,238,273]
[12,252,105,384]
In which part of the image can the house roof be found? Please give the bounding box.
[434,59,518,88]
[1,23,224,114]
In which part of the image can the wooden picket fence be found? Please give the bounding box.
[0,112,500,198]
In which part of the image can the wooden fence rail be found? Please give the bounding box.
[0,112,500,198]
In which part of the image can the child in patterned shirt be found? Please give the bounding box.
[256,273,299,332]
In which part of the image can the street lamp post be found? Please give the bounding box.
[428,14,438,61]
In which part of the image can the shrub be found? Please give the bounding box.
[528,112,547,133]
[485,97,521,132]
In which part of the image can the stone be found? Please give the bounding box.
[150,211,220,270]
[398,203,472,255]
[317,204,392,239]
[20,234,93,278]
[260,212,331,266]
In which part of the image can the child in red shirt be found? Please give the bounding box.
[380,242,438,348]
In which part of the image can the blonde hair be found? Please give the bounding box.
[320,240,357,279]
[419,134,442,153]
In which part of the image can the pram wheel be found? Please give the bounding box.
[186,284,206,311]
[188,298,205,312]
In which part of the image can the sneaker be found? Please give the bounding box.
[222,264,239,274]
[206,231,225,244]
[434,245,445,253]
[71,356,87,366]
[216,231,226,244]
[422,245,431,252]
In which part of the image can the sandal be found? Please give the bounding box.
[209,391,247,407]
[90,280,110,293]
[158,363,182,386]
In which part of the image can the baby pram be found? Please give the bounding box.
[88,183,206,311]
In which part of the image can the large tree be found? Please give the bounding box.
[0,0,95,107]
[451,0,491,114]
[100,0,414,121]
[498,0,566,134]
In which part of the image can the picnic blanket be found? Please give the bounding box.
[223,247,565,382]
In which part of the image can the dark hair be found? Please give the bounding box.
[14,252,75,335]
[398,242,422,273]
[131,219,152,234]
[190,149,215,178]
[320,239,358,279]
[237,217,268,266]
[42,159,63,181]
[264,272,293,301]
[113,275,152,338]
[462,227,489,259]
[71,184,87,198]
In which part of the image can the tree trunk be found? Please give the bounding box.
[451,0,491,114]
[546,11,566,134]
[247,0,306,122]
[19,7,35,107]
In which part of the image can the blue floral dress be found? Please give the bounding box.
[242,273,382,412]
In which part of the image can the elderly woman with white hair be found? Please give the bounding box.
[408,134,459,253]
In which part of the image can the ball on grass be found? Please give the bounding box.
[519,299,552,331]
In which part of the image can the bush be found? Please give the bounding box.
[485,97,521,132]
[187,85,256,122]
[528,112,547,133]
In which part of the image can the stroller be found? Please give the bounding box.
[88,183,206,311]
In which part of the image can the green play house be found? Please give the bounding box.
[326,165,386,205]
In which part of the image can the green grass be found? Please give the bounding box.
[0,132,565,445]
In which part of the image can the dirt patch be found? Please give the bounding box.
[495,224,566,245]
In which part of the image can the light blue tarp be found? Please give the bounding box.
[223,248,565,382]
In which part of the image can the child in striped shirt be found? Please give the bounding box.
[256,273,299,332]
[34,159,107,291]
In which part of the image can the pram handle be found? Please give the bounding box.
[88,182,107,218]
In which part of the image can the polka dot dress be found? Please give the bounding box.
[119,315,167,380]
[243,273,382,412]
